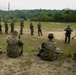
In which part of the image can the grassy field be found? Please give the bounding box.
[0,21,76,58]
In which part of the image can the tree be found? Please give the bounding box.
[52,12,63,22]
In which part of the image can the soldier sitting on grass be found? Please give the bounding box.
[37,33,63,61]
[6,30,23,58]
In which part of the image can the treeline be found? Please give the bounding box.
[0,9,76,22]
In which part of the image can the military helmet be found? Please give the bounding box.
[48,33,54,39]
[12,30,18,35]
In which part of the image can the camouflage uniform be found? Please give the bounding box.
[6,31,23,58]
[37,33,63,61]
[4,21,8,34]
[0,23,2,34]
[30,23,34,36]
[20,20,24,35]
[64,26,73,44]
[39,40,57,61]
[38,22,43,36]
[10,22,15,33]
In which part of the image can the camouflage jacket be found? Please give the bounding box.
[6,37,23,58]
[38,24,41,30]
[10,23,15,27]
[40,40,57,61]
[4,23,8,28]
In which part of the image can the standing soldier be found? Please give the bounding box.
[30,22,34,36]
[38,22,43,36]
[10,22,15,33]
[4,21,8,34]
[20,20,24,35]
[0,22,2,34]
[64,25,73,44]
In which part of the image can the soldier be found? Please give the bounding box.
[10,22,15,33]
[37,22,43,36]
[37,33,63,61]
[64,25,73,44]
[30,22,34,36]
[20,20,24,35]
[6,30,23,58]
[4,21,8,34]
[0,22,2,34]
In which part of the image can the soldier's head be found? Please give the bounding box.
[12,30,18,36]
[48,33,54,40]
[68,25,70,28]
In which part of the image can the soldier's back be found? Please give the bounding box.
[6,37,19,58]
[40,41,57,61]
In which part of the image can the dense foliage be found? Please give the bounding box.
[0,9,76,22]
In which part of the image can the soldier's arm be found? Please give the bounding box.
[6,37,11,43]
[41,41,46,48]
[18,39,23,46]
[41,41,50,50]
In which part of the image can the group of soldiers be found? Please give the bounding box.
[0,21,43,36]
[0,20,24,35]
[0,21,15,34]
[30,22,43,36]
[6,30,63,60]
[6,29,75,61]
[5,25,76,61]
[37,26,76,61]
[0,21,76,61]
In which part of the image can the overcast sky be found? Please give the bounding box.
[0,0,76,10]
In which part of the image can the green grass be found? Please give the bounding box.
[0,21,76,58]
